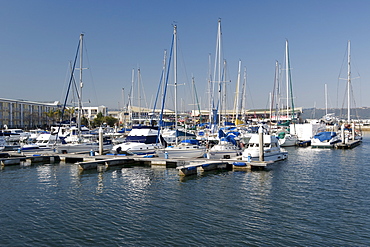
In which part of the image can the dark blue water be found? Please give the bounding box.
[1,135,370,246]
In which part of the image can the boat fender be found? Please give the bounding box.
[233,162,247,167]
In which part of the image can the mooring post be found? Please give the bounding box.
[352,123,355,140]
[341,124,345,144]
[99,127,103,155]
[258,126,264,161]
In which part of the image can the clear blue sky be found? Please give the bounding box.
[1,0,370,112]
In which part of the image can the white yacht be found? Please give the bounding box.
[112,126,165,155]
[156,139,206,159]
[207,138,241,159]
[311,131,341,148]
[241,132,288,162]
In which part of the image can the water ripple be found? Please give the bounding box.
[1,137,370,246]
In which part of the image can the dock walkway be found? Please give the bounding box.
[1,151,282,176]
[335,140,362,149]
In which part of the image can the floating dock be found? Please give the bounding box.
[77,158,135,170]
[0,153,61,166]
[335,140,362,149]
[176,161,231,176]
[232,160,274,171]
[0,150,282,176]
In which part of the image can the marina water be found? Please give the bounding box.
[1,135,370,246]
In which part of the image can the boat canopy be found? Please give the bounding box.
[313,131,336,142]
[181,139,200,145]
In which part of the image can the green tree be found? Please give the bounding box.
[65,107,76,122]
[45,110,55,127]
[104,116,118,127]
[54,109,62,122]
[93,112,105,127]
[81,116,89,127]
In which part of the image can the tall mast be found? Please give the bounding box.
[217,19,222,126]
[208,53,213,126]
[272,60,279,121]
[77,33,84,132]
[138,68,141,124]
[241,67,247,120]
[235,60,242,121]
[269,92,272,121]
[347,40,351,123]
[212,19,223,126]
[285,39,289,120]
[173,25,178,145]
[129,68,134,124]
[325,83,328,116]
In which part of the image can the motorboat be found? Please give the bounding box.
[207,138,241,159]
[241,132,288,162]
[311,131,341,148]
[112,126,165,155]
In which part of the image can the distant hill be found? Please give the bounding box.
[302,107,370,120]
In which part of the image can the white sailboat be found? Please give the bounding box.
[205,19,241,159]
[275,40,298,147]
[339,40,362,144]
[56,33,112,154]
[155,25,206,159]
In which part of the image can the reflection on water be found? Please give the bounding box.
[1,137,370,246]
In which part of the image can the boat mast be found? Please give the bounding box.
[138,68,142,124]
[130,68,134,125]
[77,33,84,132]
[285,39,289,120]
[347,40,351,123]
[241,67,247,121]
[212,19,223,127]
[216,19,222,126]
[235,60,242,122]
[173,25,178,145]
[208,53,213,126]
[325,83,328,117]
[272,60,279,121]
[269,92,272,121]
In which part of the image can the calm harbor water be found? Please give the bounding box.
[1,135,370,246]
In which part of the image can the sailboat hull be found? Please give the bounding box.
[156,146,206,159]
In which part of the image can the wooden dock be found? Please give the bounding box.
[77,158,136,170]
[176,161,231,176]
[0,150,282,176]
[0,154,61,166]
[75,155,190,170]
[232,160,274,171]
[335,140,362,149]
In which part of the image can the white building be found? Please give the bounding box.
[0,98,60,129]
[75,105,108,121]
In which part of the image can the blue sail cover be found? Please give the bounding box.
[159,121,175,127]
[181,139,200,145]
[176,130,196,138]
[225,132,238,146]
[218,129,227,138]
[218,129,239,146]
[313,131,336,142]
